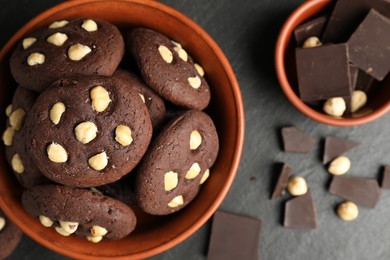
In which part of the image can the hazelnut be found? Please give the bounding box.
[88,151,108,171]
[90,225,107,237]
[0,217,5,231]
[59,220,79,234]
[90,86,111,112]
[302,36,322,48]
[200,169,210,184]
[48,20,69,29]
[82,19,98,32]
[323,97,346,117]
[49,102,66,125]
[168,195,184,208]
[22,37,36,49]
[173,46,188,62]
[185,162,201,179]
[171,40,182,48]
[39,215,54,227]
[158,45,173,63]
[5,104,12,117]
[350,90,367,113]
[190,130,202,150]
[9,108,26,130]
[194,63,205,77]
[115,125,133,146]
[188,76,201,89]
[287,176,308,196]
[47,32,68,46]
[164,171,179,191]
[47,143,68,163]
[328,156,351,175]
[68,43,92,61]
[138,93,146,103]
[2,127,14,146]
[74,121,98,144]
[55,226,71,236]
[337,201,359,221]
[87,235,103,243]
[11,154,24,174]
[27,52,45,66]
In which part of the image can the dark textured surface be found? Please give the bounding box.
[1,0,390,259]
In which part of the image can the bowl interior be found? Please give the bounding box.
[276,0,390,126]
[0,0,243,259]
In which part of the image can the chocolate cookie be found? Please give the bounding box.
[127,28,210,110]
[22,185,136,242]
[10,18,124,92]
[113,68,166,129]
[135,110,219,215]
[0,210,23,259]
[25,75,153,187]
[2,86,49,187]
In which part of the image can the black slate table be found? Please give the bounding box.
[2,0,390,259]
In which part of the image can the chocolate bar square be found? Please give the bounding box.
[294,15,328,47]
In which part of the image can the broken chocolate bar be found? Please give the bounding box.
[381,165,390,189]
[355,69,375,93]
[323,136,360,164]
[294,15,328,47]
[322,0,390,43]
[329,175,381,208]
[271,163,292,199]
[348,9,390,81]
[208,211,262,260]
[296,43,352,102]
[284,189,317,229]
[281,126,315,153]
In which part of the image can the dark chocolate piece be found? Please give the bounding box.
[296,44,351,102]
[349,65,359,90]
[271,163,292,199]
[329,175,381,208]
[322,0,390,43]
[355,69,375,93]
[208,211,261,260]
[281,126,315,153]
[381,165,390,189]
[284,190,317,229]
[294,15,328,47]
[348,9,390,81]
[323,136,360,164]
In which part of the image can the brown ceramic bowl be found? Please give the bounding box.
[275,0,390,127]
[0,0,244,259]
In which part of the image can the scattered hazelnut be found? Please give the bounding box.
[39,215,54,227]
[27,52,45,66]
[302,36,322,48]
[323,97,346,117]
[164,171,179,191]
[90,86,111,112]
[11,154,24,174]
[82,19,98,32]
[2,127,14,146]
[5,104,12,117]
[185,162,201,179]
[88,151,108,171]
[9,108,26,130]
[68,43,92,61]
[287,176,308,196]
[115,125,133,146]
[55,226,71,236]
[188,76,201,89]
[194,63,205,77]
[168,195,184,208]
[47,32,68,46]
[158,45,173,63]
[87,235,103,243]
[47,143,68,163]
[328,156,351,175]
[190,130,202,150]
[49,102,66,125]
[200,169,210,184]
[59,220,79,234]
[90,225,108,237]
[75,121,98,144]
[337,201,359,221]
[350,90,367,113]
[48,20,69,29]
[173,46,188,62]
[0,217,5,232]
[22,37,37,49]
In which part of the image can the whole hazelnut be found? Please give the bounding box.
[287,176,308,196]
[323,97,346,117]
[337,201,359,221]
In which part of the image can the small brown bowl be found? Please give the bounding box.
[0,0,244,259]
[275,0,390,127]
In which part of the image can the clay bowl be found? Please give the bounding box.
[0,0,244,259]
[275,0,390,127]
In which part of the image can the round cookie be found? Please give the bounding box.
[22,185,136,242]
[2,86,49,187]
[0,210,23,259]
[127,28,210,110]
[113,68,166,129]
[25,75,153,187]
[10,18,124,92]
[135,110,219,215]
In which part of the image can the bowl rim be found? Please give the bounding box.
[275,0,390,127]
[0,0,245,259]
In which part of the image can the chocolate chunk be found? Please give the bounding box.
[296,44,352,102]
[281,126,315,153]
[271,163,292,199]
[355,69,375,93]
[349,65,359,90]
[329,175,381,208]
[348,9,390,81]
[284,190,317,229]
[323,136,360,164]
[208,211,261,260]
[294,15,328,46]
[322,0,390,43]
[381,165,390,189]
